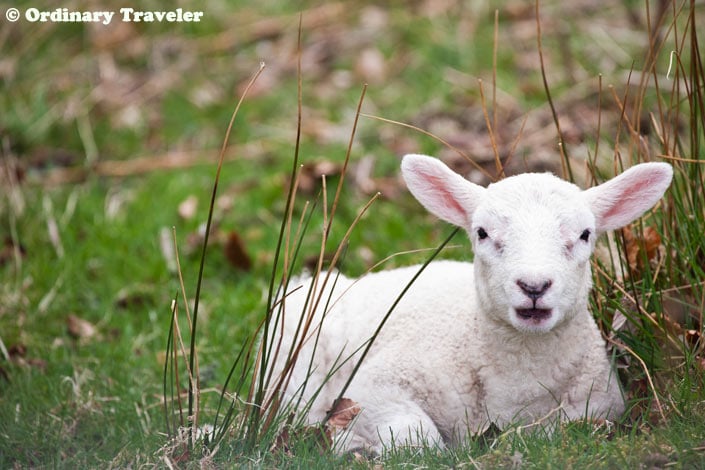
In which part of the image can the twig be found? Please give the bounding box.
[535,0,573,180]
[33,146,257,186]
[188,61,266,441]
[478,79,504,178]
[360,113,494,181]
[605,336,669,423]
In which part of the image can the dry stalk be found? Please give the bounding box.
[360,113,494,181]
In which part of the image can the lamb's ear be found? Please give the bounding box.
[583,162,673,232]
[401,154,485,227]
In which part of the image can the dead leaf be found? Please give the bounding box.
[89,20,137,52]
[326,397,361,432]
[178,195,198,220]
[67,314,98,340]
[1,343,47,374]
[696,356,705,373]
[297,160,343,194]
[28,147,80,170]
[270,423,330,456]
[355,47,387,84]
[0,236,25,266]
[621,224,662,276]
[685,329,701,349]
[8,343,27,358]
[224,231,252,271]
[115,284,155,309]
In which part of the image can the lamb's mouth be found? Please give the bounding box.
[515,308,552,322]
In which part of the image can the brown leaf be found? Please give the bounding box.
[8,343,27,358]
[355,47,387,85]
[89,20,137,51]
[297,160,343,194]
[326,397,361,432]
[622,225,662,276]
[270,424,330,456]
[2,343,48,375]
[115,284,154,309]
[177,195,198,220]
[685,329,702,348]
[0,236,26,266]
[67,314,98,340]
[696,356,705,373]
[270,426,293,456]
[224,231,252,271]
[269,399,360,456]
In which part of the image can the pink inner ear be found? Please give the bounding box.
[600,178,651,222]
[590,163,673,231]
[429,175,466,216]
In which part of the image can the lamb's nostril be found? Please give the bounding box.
[516,279,553,300]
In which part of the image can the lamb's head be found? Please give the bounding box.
[401,154,673,333]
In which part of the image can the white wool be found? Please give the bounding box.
[263,154,673,453]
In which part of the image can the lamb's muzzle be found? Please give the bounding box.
[515,308,552,321]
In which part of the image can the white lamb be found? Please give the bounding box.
[264,154,673,454]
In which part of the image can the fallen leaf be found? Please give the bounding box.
[1,343,48,374]
[621,224,662,276]
[270,426,294,456]
[178,195,198,220]
[297,160,343,194]
[67,314,98,340]
[270,423,330,456]
[8,343,27,359]
[696,356,705,373]
[115,284,155,309]
[28,147,80,170]
[351,155,376,194]
[224,231,252,271]
[326,397,361,432]
[89,20,137,51]
[0,236,26,266]
[685,329,702,350]
[354,47,387,84]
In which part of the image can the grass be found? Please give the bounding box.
[1,0,704,467]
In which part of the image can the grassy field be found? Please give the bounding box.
[1,0,704,467]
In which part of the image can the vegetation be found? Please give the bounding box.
[1,0,703,467]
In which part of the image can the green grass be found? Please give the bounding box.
[2,0,704,467]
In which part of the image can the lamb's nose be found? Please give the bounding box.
[516,279,552,301]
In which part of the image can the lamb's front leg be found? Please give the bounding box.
[333,386,444,454]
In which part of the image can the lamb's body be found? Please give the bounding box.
[272,261,620,451]
[264,154,672,453]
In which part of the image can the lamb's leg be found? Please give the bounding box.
[333,393,444,454]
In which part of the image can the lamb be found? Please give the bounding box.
[264,154,673,454]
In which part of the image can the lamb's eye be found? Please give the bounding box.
[579,229,591,242]
[477,228,489,240]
